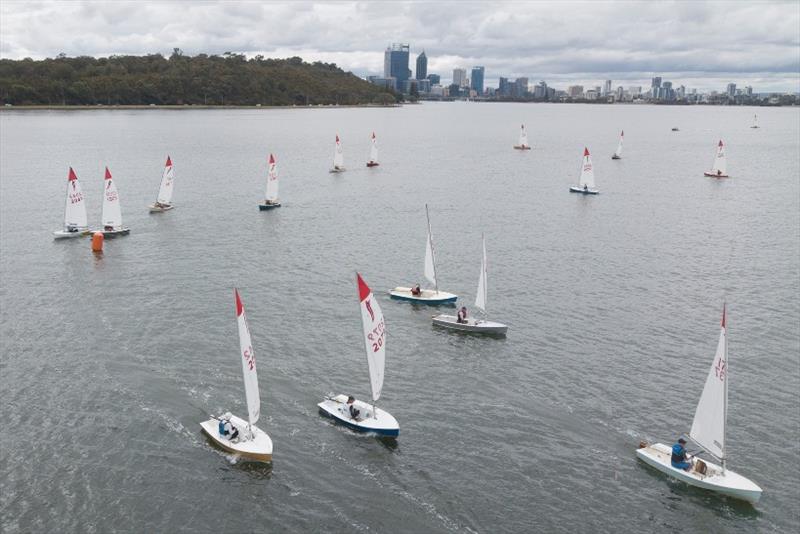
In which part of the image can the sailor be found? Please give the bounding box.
[457,306,468,324]
[717,169,722,176]
[671,438,692,471]
[583,184,588,191]
[411,284,421,296]
[220,412,239,442]
[346,396,360,420]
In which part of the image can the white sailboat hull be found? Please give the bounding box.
[636,443,761,504]
[569,186,599,195]
[148,203,174,212]
[318,395,399,437]
[329,167,346,173]
[704,172,730,178]
[53,227,90,239]
[513,145,531,150]
[389,287,458,305]
[200,415,273,462]
[431,314,507,335]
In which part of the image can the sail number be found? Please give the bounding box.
[366,319,385,353]
[714,357,726,381]
[69,192,83,204]
[243,345,256,371]
[106,191,118,202]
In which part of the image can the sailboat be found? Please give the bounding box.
[513,124,531,150]
[611,130,623,160]
[569,147,599,194]
[318,273,399,437]
[53,167,89,239]
[432,234,508,335]
[389,204,458,305]
[148,156,175,212]
[95,167,130,236]
[330,134,345,173]
[200,289,273,462]
[366,132,379,167]
[703,140,729,178]
[637,305,762,503]
[750,114,759,129]
[258,153,281,210]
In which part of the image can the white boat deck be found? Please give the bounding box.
[318,394,399,437]
[200,414,273,462]
[431,314,508,335]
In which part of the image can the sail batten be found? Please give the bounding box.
[357,273,385,402]
[156,156,174,204]
[235,289,260,426]
[689,306,727,460]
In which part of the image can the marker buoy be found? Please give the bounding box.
[91,231,104,252]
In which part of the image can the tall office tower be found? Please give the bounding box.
[470,66,485,94]
[727,83,737,97]
[416,51,427,80]
[453,68,467,88]
[651,76,662,89]
[384,43,411,85]
[427,74,441,85]
[603,79,612,96]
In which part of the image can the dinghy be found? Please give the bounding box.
[53,167,89,239]
[513,124,531,150]
[636,305,762,504]
[390,204,458,305]
[366,132,379,167]
[703,140,729,178]
[330,134,345,173]
[95,167,130,237]
[671,127,680,132]
[569,147,599,194]
[200,289,273,462]
[611,130,623,160]
[148,156,175,212]
[318,273,399,438]
[258,154,281,210]
[750,114,759,129]
[432,234,508,335]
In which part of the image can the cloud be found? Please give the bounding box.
[1,0,798,92]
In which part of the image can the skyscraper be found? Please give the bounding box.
[452,68,467,88]
[384,43,411,86]
[727,83,737,97]
[427,74,441,85]
[471,66,485,94]
[416,51,427,81]
[603,80,612,96]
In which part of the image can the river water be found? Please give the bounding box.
[1,103,798,533]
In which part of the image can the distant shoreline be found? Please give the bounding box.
[0,103,401,111]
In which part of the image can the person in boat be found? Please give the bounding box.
[219,412,240,442]
[346,396,360,420]
[411,284,421,296]
[671,438,692,471]
[583,184,588,192]
[457,306,468,324]
[717,170,722,176]
[104,225,114,231]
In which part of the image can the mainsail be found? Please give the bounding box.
[578,148,596,188]
[64,167,87,228]
[711,140,727,175]
[519,124,528,147]
[156,156,175,205]
[424,204,438,290]
[334,135,344,168]
[690,305,727,460]
[357,273,385,402]
[475,234,488,313]
[265,153,279,202]
[235,289,260,426]
[615,131,624,157]
[369,132,378,163]
[102,167,123,228]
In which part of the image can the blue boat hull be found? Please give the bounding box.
[389,293,457,305]
[318,407,399,437]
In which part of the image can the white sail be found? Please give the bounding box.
[424,204,437,289]
[357,273,385,402]
[156,156,175,205]
[690,305,727,460]
[615,130,624,157]
[752,114,758,128]
[711,140,727,175]
[578,147,596,189]
[64,167,87,229]
[475,234,487,313]
[333,135,344,168]
[265,153,279,202]
[369,132,378,163]
[235,289,260,426]
[101,167,123,228]
[519,124,528,147]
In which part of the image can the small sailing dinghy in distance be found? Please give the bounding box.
[569,148,599,194]
[366,132,379,167]
[611,130,623,160]
[95,167,130,237]
[54,167,89,239]
[258,154,281,210]
[750,114,759,129]
[330,134,345,173]
[148,156,175,212]
[432,234,508,335]
[200,289,273,463]
[318,273,399,438]
[513,124,531,150]
[703,140,729,178]
[636,305,762,504]
[390,204,458,305]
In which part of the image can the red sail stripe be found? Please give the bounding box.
[357,272,371,302]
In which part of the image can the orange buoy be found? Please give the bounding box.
[91,231,104,252]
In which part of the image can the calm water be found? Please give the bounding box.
[1,103,798,533]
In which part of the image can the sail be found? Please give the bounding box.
[369,132,378,163]
[265,153,279,201]
[753,114,758,127]
[64,167,87,228]
[615,130,624,157]
[424,205,437,288]
[101,167,123,228]
[689,305,727,460]
[235,289,260,426]
[578,148,596,188]
[357,273,385,402]
[475,234,487,312]
[711,140,727,175]
[334,135,344,168]
[156,156,175,204]
[519,124,528,147]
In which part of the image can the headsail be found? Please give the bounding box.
[265,153,279,202]
[614,130,624,157]
[711,140,727,175]
[475,234,487,313]
[357,273,385,402]
[235,289,260,426]
[424,204,438,290]
[369,132,378,163]
[690,305,727,460]
[156,156,175,205]
[519,124,528,147]
[64,167,87,228]
[102,167,123,228]
[334,135,344,168]
[578,148,596,188]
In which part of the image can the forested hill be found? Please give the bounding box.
[0,51,397,106]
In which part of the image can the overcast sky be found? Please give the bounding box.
[2,1,798,92]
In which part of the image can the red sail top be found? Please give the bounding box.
[235,288,243,317]
[357,272,371,302]
[104,167,112,180]
[269,153,275,164]
[165,156,172,166]
[584,147,590,157]
[721,303,726,328]
[718,140,724,147]
[68,167,78,181]
[336,134,340,143]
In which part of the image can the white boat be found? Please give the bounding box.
[366,132,379,167]
[390,204,458,305]
[318,273,399,438]
[53,167,89,239]
[636,305,762,504]
[95,167,130,237]
[611,130,623,159]
[200,289,273,462]
[569,147,599,194]
[432,234,508,335]
[750,114,759,129]
[703,140,729,178]
[330,134,345,173]
[259,153,281,210]
[513,124,531,150]
[148,156,175,212]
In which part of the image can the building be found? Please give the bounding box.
[651,76,662,89]
[427,74,440,85]
[567,85,584,98]
[533,81,548,99]
[514,77,528,97]
[368,76,397,91]
[498,77,511,97]
[452,68,467,88]
[415,51,427,81]
[727,83,737,98]
[603,80,612,96]
[384,43,411,87]
[471,66,485,94]
[615,86,624,101]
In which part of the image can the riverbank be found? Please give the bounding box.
[0,103,401,111]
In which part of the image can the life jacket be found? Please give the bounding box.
[218,420,227,436]
[671,443,686,464]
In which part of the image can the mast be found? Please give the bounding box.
[425,203,439,294]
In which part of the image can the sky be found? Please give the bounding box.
[1,1,799,93]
